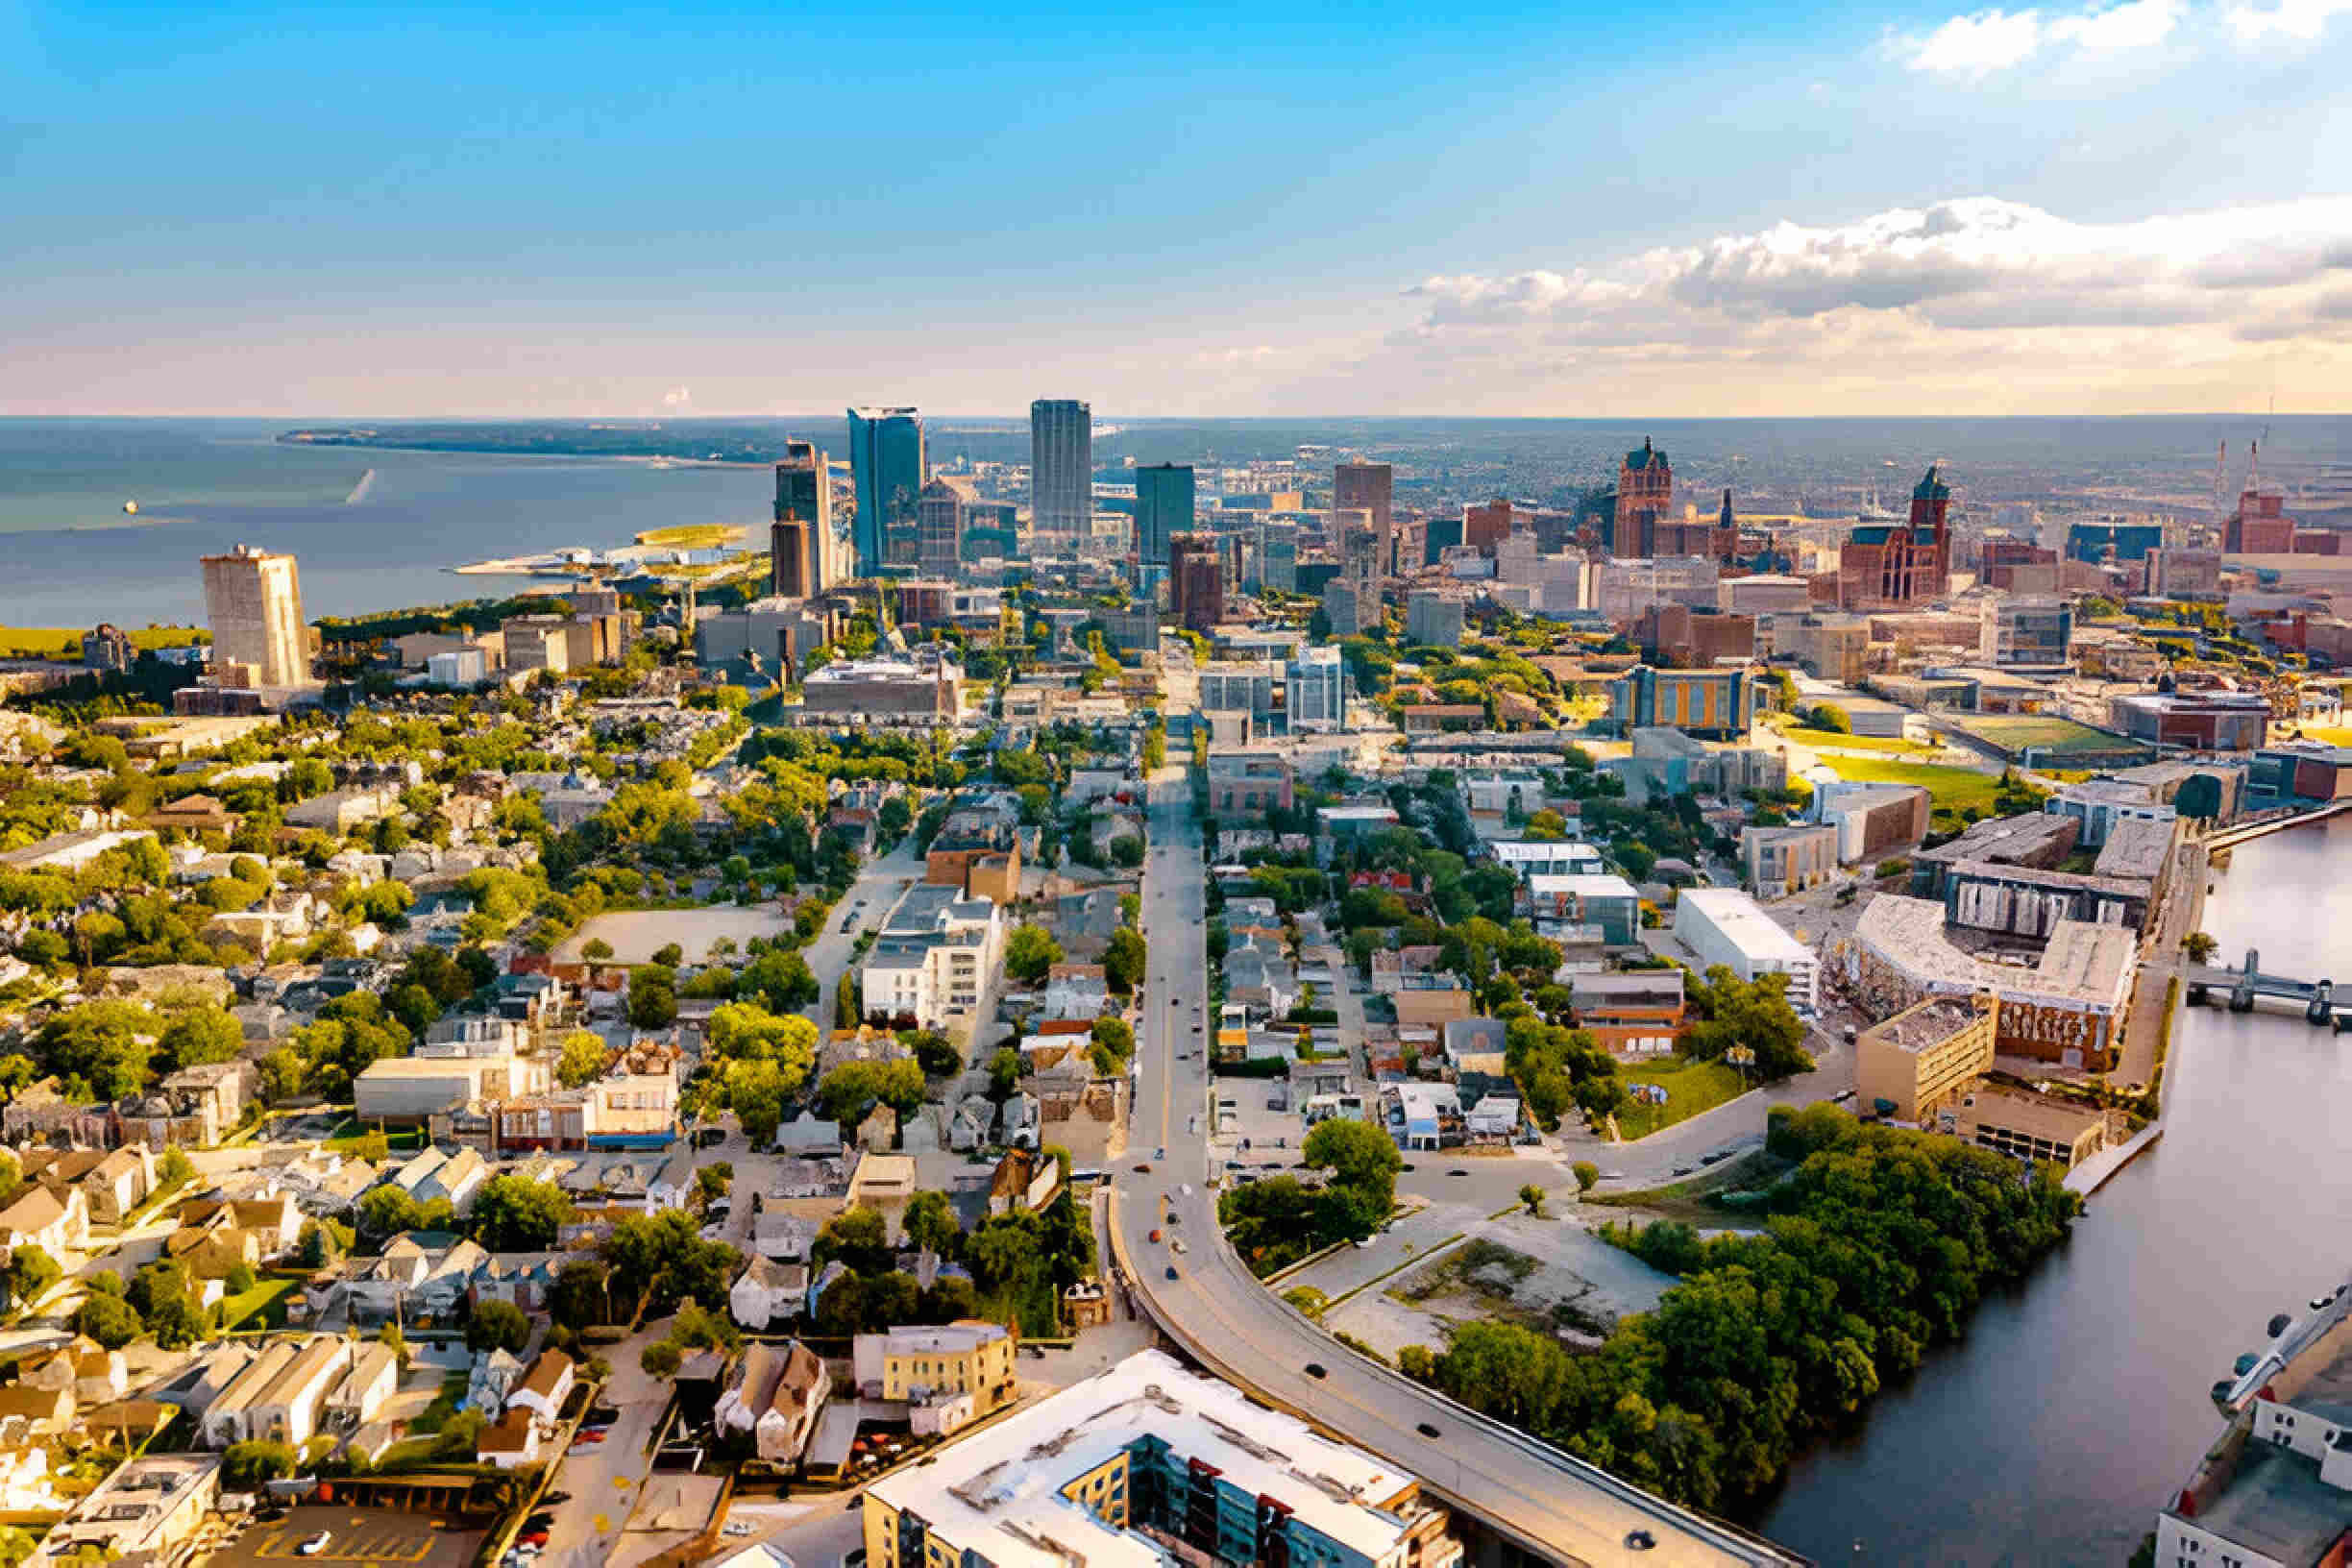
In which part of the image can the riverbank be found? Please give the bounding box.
[1758,815,2352,1563]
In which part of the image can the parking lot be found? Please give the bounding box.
[208,1507,481,1568]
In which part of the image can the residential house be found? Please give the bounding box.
[757,1341,830,1466]
[180,1192,301,1260]
[478,1408,542,1469]
[849,1322,1017,1437]
[471,1252,562,1315]
[0,1185,87,1259]
[646,1143,697,1212]
[229,1336,348,1449]
[717,1344,788,1440]
[466,1349,527,1414]
[506,1351,575,1430]
[731,1255,807,1331]
[325,1343,400,1433]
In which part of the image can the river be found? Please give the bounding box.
[1756,816,2352,1564]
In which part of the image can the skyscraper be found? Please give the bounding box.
[846,407,926,577]
[1168,533,1223,633]
[1030,399,1092,545]
[918,476,976,580]
[1134,462,1194,588]
[1335,462,1393,572]
[1610,437,1673,557]
[201,544,307,686]
[771,439,831,599]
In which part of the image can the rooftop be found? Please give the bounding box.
[1677,888,1813,965]
[2172,1436,2349,1565]
[1865,996,1986,1054]
[869,1351,1429,1568]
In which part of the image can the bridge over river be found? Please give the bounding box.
[2185,948,2352,1026]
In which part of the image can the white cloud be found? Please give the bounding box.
[1899,8,2047,75]
[2222,0,2352,37]
[1897,0,2190,73]
[660,386,691,408]
[1387,194,2352,412]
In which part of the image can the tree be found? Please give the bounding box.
[706,1003,818,1088]
[551,1260,610,1330]
[628,979,677,1029]
[1103,927,1148,994]
[3,1246,58,1312]
[223,1440,298,1489]
[146,1290,206,1349]
[919,1275,979,1322]
[1573,1161,1600,1194]
[158,1005,244,1071]
[1804,703,1851,734]
[225,1262,257,1295]
[905,1030,961,1079]
[1518,1183,1544,1216]
[903,1189,962,1258]
[989,1047,1022,1099]
[581,938,614,961]
[471,1175,575,1251]
[813,1205,892,1276]
[2184,931,2218,964]
[640,1341,682,1378]
[159,1146,195,1188]
[555,1030,611,1089]
[740,949,819,1012]
[358,1185,425,1237]
[1303,1118,1402,1214]
[1110,836,1146,870]
[467,1299,530,1353]
[73,1291,141,1350]
[1004,922,1064,985]
[817,1058,924,1125]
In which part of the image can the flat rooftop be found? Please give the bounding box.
[1678,888,1814,965]
[2180,1439,2350,1567]
[1866,997,1984,1053]
[1915,812,2078,867]
[867,1350,1428,1568]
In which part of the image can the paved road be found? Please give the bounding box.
[1113,772,1802,1567]
[541,1322,672,1568]
[800,838,926,1038]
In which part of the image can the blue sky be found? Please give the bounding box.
[5,0,2350,415]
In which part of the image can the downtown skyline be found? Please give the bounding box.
[5,0,2351,417]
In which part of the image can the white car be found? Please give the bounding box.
[298,1533,332,1556]
[721,1521,755,1539]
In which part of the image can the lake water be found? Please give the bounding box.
[1758,817,2352,1565]
[0,418,773,625]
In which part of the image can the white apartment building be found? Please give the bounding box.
[1487,839,1605,880]
[1673,888,1820,1013]
[1286,646,1348,731]
[858,885,1003,1031]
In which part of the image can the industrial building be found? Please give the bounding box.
[1673,888,1820,1012]
[1849,895,2136,1070]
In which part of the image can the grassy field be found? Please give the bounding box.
[1814,754,2011,815]
[218,1276,301,1332]
[0,625,208,661]
[1614,1057,1750,1140]
[634,524,747,550]
[1765,715,1940,756]
[1945,713,2144,758]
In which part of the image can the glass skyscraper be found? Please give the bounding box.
[1134,461,1194,586]
[1029,399,1092,545]
[846,406,925,578]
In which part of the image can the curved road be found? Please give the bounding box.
[1112,772,1805,1568]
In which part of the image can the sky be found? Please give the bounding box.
[4,0,2351,417]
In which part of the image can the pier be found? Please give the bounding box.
[2184,948,2350,1027]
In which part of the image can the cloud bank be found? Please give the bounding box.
[1891,0,2348,74]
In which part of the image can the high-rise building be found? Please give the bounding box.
[1030,399,1093,544]
[200,544,307,686]
[1168,532,1223,632]
[1335,461,1393,572]
[918,477,976,580]
[845,407,925,577]
[1287,646,1347,731]
[1134,462,1194,587]
[1464,499,1512,554]
[771,439,832,599]
[1611,438,1673,557]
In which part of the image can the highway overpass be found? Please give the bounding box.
[1115,775,1808,1568]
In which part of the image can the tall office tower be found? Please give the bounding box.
[1611,437,1673,556]
[1168,532,1224,632]
[770,439,831,598]
[1030,399,1093,544]
[1286,646,1348,731]
[918,477,976,580]
[200,544,307,686]
[1336,508,1382,581]
[1334,462,1393,572]
[1134,462,1195,588]
[846,407,926,577]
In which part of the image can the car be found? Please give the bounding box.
[1671,1164,1694,1177]
[588,1405,621,1423]
[1148,1228,1163,1242]
[1399,1163,1415,1173]
[2315,1292,2342,1311]
[1132,1163,1151,1174]
[695,1127,726,1148]
[1600,1170,1624,1182]
[1352,1237,1376,1249]
[1178,1183,1192,1196]
[1171,1238,1188,1254]
[1699,1151,1727,1166]
[520,1532,550,1549]
[1305,1362,1327,1379]
[1415,1422,1441,1439]
[1164,1265,1180,1280]
[524,1513,556,1530]
[573,1431,607,1447]
[839,915,856,932]
[1447,1167,1467,1177]
[542,1493,571,1507]
[298,1533,333,1556]
[721,1522,755,1539]
[256,1506,288,1523]
[1155,1146,1165,1161]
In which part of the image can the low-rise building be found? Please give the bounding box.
[1569,971,1689,1057]
[1524,873,1641,946]
[1741,823,1839,898]
[1848,895,2136,1070]
[25,1457,219,1568]
[1674,889,1820,1012]
[858,884,1003,1032]
[1855,995,1996,1122]
[1809,779,1931,865]
[850,1321,1016,1436]
[1937,1083,2107,1168]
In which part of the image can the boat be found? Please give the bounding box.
[122,501,138,515]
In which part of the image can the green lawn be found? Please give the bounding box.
[1614,1057,1751,1140]
[1813,755,2011,816]
[323,1117,429,1154]
[0,624,208,660]
[1944,714,2144,758]
[217,1276,300,1332]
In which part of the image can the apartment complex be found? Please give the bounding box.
[858,884,1004,1031]
[864,1351,1460,1568]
